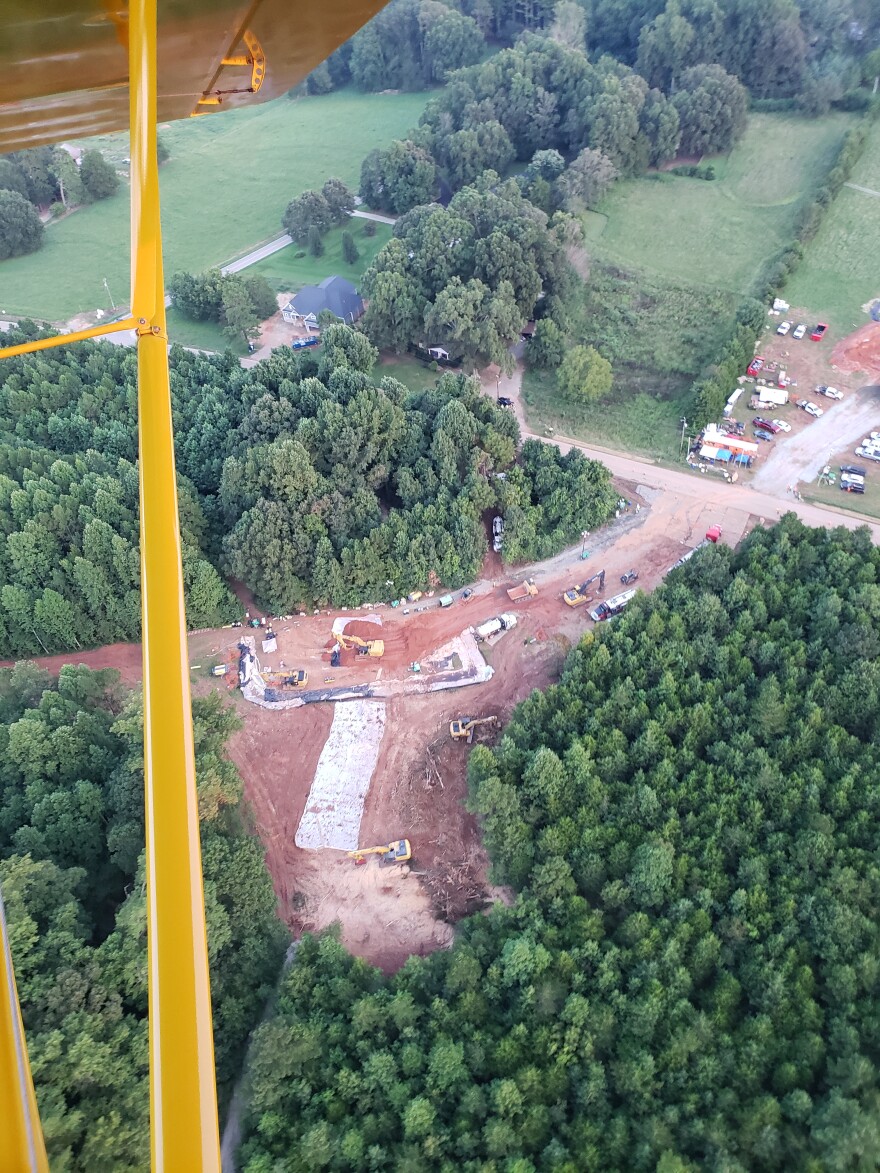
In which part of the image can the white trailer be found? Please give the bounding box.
[471,613,518,642]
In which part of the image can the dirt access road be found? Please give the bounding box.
[751,384,880,495]
[489,361,880,542]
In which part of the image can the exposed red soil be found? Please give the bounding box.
[0,641,143,686]
[831,321,880,379]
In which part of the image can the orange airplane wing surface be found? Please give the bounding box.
[0,0,389,152]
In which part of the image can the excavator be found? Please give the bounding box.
[0,3,394,1169]
[449,716,499,743]
[347,839,412,864]
[332,631,385,659]
[563,569,606,608]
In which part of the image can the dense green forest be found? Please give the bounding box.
[0,662,286,1169]
[240,517,880,1171]
[0,323,617,655]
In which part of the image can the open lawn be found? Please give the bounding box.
[522,367,689,463]
[0,89,426,322]
[785,117,880,332]
[165,308,246,355]
[583,112,855,296]
[248,220,393,294]
[804,478,880,521]
[376,355,445,395]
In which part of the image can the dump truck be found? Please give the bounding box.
[563,570,605,607]
[472,613,518,642]
[589,588,636,623]
[347,839,411,864]
[507,579,538,602]
[449,716,499,743]
[334,631,384,657]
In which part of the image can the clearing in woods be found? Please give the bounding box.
[0,89,427,321]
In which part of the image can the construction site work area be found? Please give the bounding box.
[182,480,761,973]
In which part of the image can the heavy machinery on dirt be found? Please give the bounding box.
[449,716,499,743]
[332,631,385,658]
[563,569,606,607]
[589,589,637,623]
[472,614,518,642]
[507,578,538,602]
[347,839,412,864]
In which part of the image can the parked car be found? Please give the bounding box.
[795,398,809,410]
[771,419,791,432]
[817,385,844,400]
[804,403,824,418]
[620,570,639,585]
[291,336,319,350]
[840,474,865,494]
[776,320,791,335]
[792,324,806,339]
[811,323,828,341]
[747,357,765,377]
[497,396,513,407]
[753,431,773,442]
[841,465,867,477]
[753,417,781,434]
[855,447,880,462]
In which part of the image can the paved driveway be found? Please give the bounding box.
[751,385,880,494]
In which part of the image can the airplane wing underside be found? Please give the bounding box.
[0,0,388,153]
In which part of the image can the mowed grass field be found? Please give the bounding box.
[785,116,880,330]
[0,89,426,322]
[248,220,393,294]
[582,112,855,295]
[529,111,857,460]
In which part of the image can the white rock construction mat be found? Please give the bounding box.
[295,700,387,851]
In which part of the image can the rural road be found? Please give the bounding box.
[751,386,880,494]
[220,209,396,276]
[488,359,880,543]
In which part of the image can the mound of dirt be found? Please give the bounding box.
[831,321,880,378]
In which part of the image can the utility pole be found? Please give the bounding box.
[103,277,116,310]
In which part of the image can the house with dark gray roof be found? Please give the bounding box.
[281,275,364,330]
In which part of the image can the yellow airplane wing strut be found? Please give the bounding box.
[0,2,220,1167]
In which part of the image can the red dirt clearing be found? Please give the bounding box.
[0,641,143,686]
[831,321,880,379]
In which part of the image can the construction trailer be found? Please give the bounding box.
[472,613,518,642]
[563,570,606,607]
[507,579,538,602]
[449,716,499,742]
[347,839,412,864]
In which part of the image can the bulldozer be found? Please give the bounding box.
[563,569,605,607]
[450,716,499,743]
[347,839,412,864]
[332,630,385,658]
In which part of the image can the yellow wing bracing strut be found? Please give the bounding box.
[0,2,221,1168]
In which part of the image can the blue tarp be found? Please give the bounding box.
[717,448,732,461]
[735,454,750,465]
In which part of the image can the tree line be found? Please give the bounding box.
[239,516,880,1171]
[0,324,617,653]
[167,268,278,346]
[0,146,119,260]
[0,662,287,1169]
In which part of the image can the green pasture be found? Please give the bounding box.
[521,367,689,462]
[0,89,426,321]
[248,220,393,293]
[583,112,855,296]
[785,117,880,330]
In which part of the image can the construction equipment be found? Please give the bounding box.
[507,578,538,602]
[210,664,227,677]
[563,570,606,607]
[590,589,637,623]
[347,839,412,864]
[450,716,499,743]
[620,569,639,585]
[472,613,518,642]
[334,631,385,657]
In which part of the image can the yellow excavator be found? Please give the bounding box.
[334,631,385,658]
[563,569,606,608]
[450,716,499,743]
[347,839,412,864]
